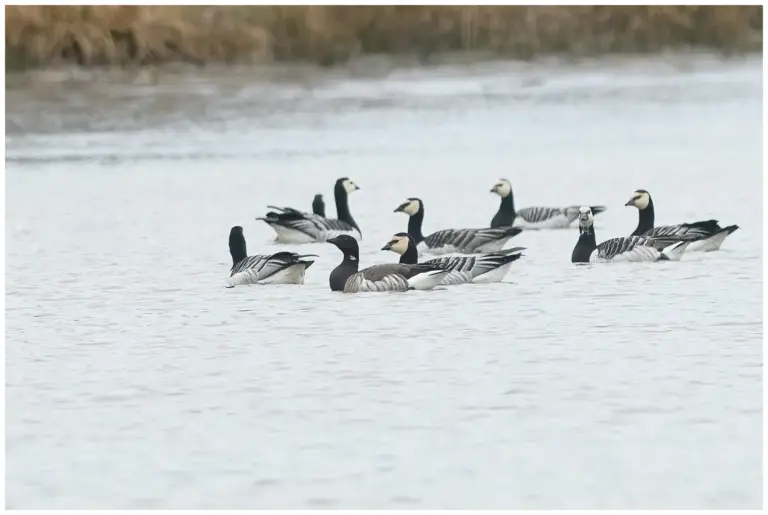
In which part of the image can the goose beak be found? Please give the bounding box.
[381,242,393,251]
[624,198,635,207]
[394,203,408,213]
[327,237,340,245]
[489,186,497,193]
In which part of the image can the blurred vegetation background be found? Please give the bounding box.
[5,5,763,70]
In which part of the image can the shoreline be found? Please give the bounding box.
[5,6,763,71]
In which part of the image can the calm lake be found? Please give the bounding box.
[5,53,762,509]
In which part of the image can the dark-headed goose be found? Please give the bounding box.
[327,235,449,293]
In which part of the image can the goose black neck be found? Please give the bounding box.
[329,254,359,292]
[334,183,359,231]
[633,197,655,236]
[229,233,247,265]
[398,240,419,265]
[571,226,597,263]
[492,193,516,228]
[407,208,425,243]
[501,193,515,215]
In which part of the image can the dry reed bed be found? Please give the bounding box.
[5,5,763,69]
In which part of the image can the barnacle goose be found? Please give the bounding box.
[625,189,739,252]
[256,177,362,243]
[227,226,317,287]
[490,178,607,230]
[382,232,525,285]
[571,207,698,264]
[327,235,450,293]
[312,194,325,217]
[394,197,523,255]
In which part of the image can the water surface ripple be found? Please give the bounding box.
[6,54,762,509]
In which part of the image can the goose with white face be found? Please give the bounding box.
[571,205,693,264]
[394,196,523,255]
[624,188,739,252]
[625,190,650,210]
[342,178,360,194]
[490,178,608,230]
[578,206,594,230]
[395,198,422,216]
[256,177,362,243]
[382,234,410,254]
[381,231,526,286]
[490,179,512,198]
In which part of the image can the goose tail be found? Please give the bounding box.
[497,246,526,262]
[256,213,279,223]
[691,223,740,252]
[470,246,526,283]
[295,253,319,269]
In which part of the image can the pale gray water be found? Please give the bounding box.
[5,53,763,509]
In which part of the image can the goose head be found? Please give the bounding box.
[381,232,412,254]
[490,178,512,198]
[327,234,359,261]
[335,177,360,195]
[394,198,422,216]
[625,189,651,210]
[578,206,594,232]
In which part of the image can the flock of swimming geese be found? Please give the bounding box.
[226,177,739,293]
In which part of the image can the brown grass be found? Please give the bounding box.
[5,5,763,70]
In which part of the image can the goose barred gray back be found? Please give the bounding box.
[227,226,316,286]
[571,207,697,264]
[257,177,362,243]
[490,178,607,230]
[394,197,522,255]
[625,189,739,252]
[382,232,525,285]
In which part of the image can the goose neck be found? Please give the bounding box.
[407,209,425,243]
[399,241,419,264]
[634,198,655,236]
